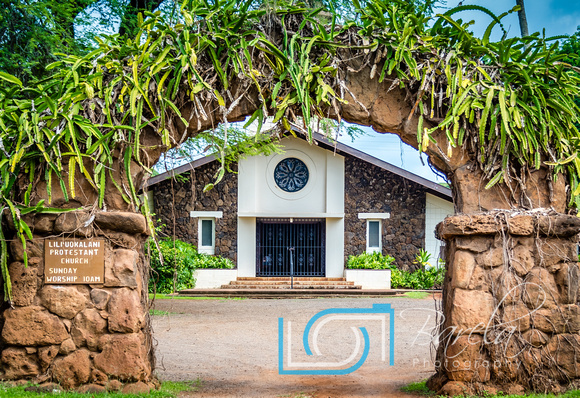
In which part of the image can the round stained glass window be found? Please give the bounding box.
[274,157,309,193]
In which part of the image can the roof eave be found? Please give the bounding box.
[143,133,452,200]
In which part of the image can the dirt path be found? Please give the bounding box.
[152,295,440,397]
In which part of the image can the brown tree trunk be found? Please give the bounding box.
[516,0,529,37]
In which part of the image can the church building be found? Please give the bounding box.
[145,133,453,288]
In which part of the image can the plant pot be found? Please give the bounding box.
[344,269,391,289]
[193,269,238,289]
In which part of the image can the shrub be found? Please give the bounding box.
[346,251,445,290]
[390,267,406,288]
[413,249,432,269]
[390,263,445,290]
[346,252,395,269]
[148,238,198,294]
[148,238,235,294]
[195,253,235,269]
[390,249,445,290]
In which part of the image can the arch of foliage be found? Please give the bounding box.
[0,0,578,301]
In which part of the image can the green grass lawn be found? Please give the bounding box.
[401,381,580,398]
[0,381,200,398]
[149,293,245,300]
[402,291,431,299]
[149,309,175,316]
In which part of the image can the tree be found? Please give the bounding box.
[558,26,580,128]
[560,26,580,67]
[515,0,529,37]
[0,0,174,84]
[0,0,82,83]
[119,0,168,36]
[0,0,441,85]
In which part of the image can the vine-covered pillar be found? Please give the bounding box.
[339,61,580,395]
[427,211,580,396]
[0,208,156,393]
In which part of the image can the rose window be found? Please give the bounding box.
[273,157,309,193]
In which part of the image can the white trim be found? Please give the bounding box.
[326,218,345,277]
[238,212,344,218]
[358,213,391,220]
[366,219,382,253]
[190,211,223,218]
[198,217,216,255]
[237,217,256,277]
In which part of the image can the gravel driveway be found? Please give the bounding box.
[152,295,440,397]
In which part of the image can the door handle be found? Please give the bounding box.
[288,247,295,289]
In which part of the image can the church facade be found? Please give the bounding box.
[146,134,454,283]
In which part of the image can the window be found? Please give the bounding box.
[273,157,309,192]
[190,211,223,255]
[198,218,215,254]
[366,220,382,253]
[358,213,389,254]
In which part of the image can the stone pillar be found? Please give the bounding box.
[0,210,155,393]
[428,211,580,396]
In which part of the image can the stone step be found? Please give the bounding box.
[236,277,346,281]
[220,284,362,289]
[221,277,361,290]
[178,288,409,298]
[228,280,355,286]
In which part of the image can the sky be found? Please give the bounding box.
[451,0,580,40]
[336,0,580,183]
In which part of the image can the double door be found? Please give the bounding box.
[256,218,325,277]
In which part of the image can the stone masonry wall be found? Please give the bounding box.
[344,154,429,270]
[1,209,155,393]
[428,211,580,396]
[151,162,238,263]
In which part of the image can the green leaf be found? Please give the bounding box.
[98,168,106,208]
[124,147,139,206]
[19,220,33,241]
[498,90,511,138]
[0,72,23,87]
[214,90,225,107]
[68,157,76,199]
[0,209,12,303]
[485,170,504,190]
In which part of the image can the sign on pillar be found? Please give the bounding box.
[44,239,105,284]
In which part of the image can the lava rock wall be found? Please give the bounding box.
[0,210,155,393]
[151,162,238,262]
[344,154,429,270]
[429,211,580,396]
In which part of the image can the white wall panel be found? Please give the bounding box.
[237,137,346,274]
[425,193,454,267]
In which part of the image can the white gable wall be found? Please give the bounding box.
[237,138,345,277]
[425,193,454,267]
[238,138,343,214]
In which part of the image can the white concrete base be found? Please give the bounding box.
[193,269,238,289]
[345,269,391,289]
